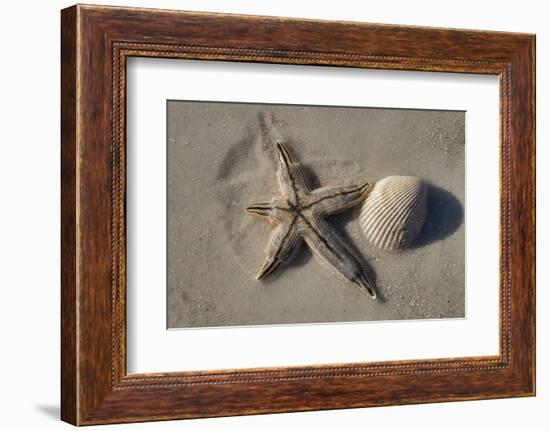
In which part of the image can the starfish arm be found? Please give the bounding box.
[246,202,272,217]
[302,219,376,298]
[256,217,301,280]
[275,142,312,203]
[308,181,370,216]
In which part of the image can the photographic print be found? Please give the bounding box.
[167,100,465,328]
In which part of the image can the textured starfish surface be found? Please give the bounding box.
[246,142,377,298]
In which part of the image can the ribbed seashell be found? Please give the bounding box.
[359,176,427,251]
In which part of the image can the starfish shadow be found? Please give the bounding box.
[412,184,464,248]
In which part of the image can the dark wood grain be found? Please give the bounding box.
[61,4,535,425]
[60,6,77,425]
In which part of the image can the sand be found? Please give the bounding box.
[167,101,465,328]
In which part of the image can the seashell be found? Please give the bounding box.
[359,176,427,251]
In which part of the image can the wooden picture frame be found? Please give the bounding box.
[61,4,535,425]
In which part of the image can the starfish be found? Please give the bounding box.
[246,142,377,298]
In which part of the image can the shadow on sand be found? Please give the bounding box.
[413,184,464,249]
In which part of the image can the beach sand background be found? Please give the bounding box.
[167,100,465,328]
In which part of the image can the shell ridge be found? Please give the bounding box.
[383,194,425,249]
[360,181,421,240]
[373,190,424,249]
[363,183,423,243]
[359,176,427,251]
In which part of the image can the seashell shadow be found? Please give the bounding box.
[411,184,464,249]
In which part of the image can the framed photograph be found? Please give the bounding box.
[61,4,535,425]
